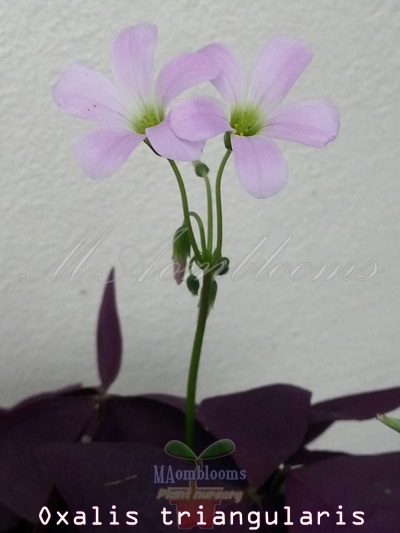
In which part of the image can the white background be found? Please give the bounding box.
[1,1,400,453]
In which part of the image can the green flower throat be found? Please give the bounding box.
[230,105,264,136]
[131,104,164,135]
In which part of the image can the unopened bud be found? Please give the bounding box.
[215,257,230,276]
[193,160,210,177]
[186,274,200,296]
[209,279,218,309]
[173,259,187,285]
[224,132,232,151]
[172,226,191,284]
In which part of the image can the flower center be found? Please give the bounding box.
[230,105,264,136]
[131,104,165,135]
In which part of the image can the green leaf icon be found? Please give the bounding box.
[377,413,400,434]
[199,439,236,460]
[164,440,198,461]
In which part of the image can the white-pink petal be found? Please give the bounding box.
[146,117,204,161]
[264,100,340,148]
[73,128,144,180]
[170,96,229,142]
[110,24,157,103]
[231,135,288,199]
[155,52,219,107]
[249,36,312,112]
[200,43,245,104]
[53,64,125,126]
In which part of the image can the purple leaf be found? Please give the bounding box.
[38,442,251,533]
[94,395,212,454]
[288,447,348,467]
[0,503,21,531]
[305,387,400,444]
[0,395,96,522]
[38,443,166,532]
[9,383,82,410]
[286,453,400,532]
[97,268,123,390]
[199,384,311,487]
[144,393,186,412]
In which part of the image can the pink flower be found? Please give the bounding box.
[170,37,339,199]
[53,24,219,179]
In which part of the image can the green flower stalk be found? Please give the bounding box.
[54,23,339,450]
[377,414,400,434]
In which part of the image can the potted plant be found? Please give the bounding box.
[1,23,399,532]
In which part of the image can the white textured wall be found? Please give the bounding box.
[1,1,400,453]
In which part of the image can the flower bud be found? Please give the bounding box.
[193,160,210,178]
[172,225,191,285]
[186,274,200,296]
[224,132,232,151]
[209,279,218,309]
[215,257,230,276]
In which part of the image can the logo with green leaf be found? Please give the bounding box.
[164,439,235,468]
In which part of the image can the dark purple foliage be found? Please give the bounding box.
[1,271,399,532]
[0,393,96,522]
[1,383,399,532]
[37,443,251,533]
[199,384,311,487]
[286,453,400,533]
[96,268,122,390]
[0,505,20,532]
[305,387,400,444]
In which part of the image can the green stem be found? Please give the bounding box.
[214,150,231,260]
[202,173,214,258]
[168,160,202,263]
[189,211,207,253]
[185,270,213,448]
[184,152,231,448]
